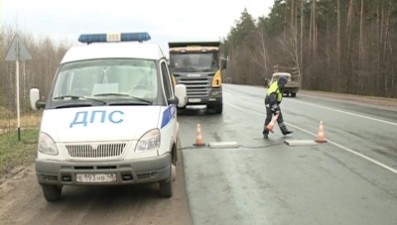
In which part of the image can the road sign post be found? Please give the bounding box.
[5,35,32,141]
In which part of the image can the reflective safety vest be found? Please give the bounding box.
[267,81,283,103]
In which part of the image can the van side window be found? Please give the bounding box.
[160,61,174,101]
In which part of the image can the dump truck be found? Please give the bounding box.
[268,65,301,97]
[168,41,227,114]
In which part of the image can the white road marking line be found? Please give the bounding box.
[226,102,397,175]
[290,97,397,126]
[284,123,397,175]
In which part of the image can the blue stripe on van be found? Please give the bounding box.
[161,104,176,128]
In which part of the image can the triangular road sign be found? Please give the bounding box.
[5,34,32,61]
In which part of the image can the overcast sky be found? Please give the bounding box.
[1,0,274,56]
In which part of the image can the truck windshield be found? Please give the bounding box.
[51,58,159,102]
[169,52,218,72]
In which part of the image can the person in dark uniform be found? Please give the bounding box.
[262,76,293,138]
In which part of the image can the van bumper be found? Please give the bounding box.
[35,153,171,186]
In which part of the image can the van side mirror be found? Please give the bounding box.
[220,59,227,70]
[168,97,179,105]
[174,84,187,108]
[30,88,46,110]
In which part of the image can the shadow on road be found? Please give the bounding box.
[53,183,162,203]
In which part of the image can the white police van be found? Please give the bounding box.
[29,32,188,202]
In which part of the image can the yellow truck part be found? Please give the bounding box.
[168,41,227,114]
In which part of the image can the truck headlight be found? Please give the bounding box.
[38,132,59,155]
[212,91,220,96]
[135,129,160,153]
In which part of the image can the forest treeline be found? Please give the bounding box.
[220,0,397,98]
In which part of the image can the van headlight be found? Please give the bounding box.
[135,129,160,153]
[38,132,59,155]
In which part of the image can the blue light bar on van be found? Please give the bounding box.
[78,32,151,43]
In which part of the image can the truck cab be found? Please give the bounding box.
[29,32,188,202]
[269,65,301,97]
[168,41,227,114]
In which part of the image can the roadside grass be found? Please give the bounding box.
[0,110,42,133]
[0,128,39,181]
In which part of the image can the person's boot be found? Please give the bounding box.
[280,125,293,136]
[262,129,269,139]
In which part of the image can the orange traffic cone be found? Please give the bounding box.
[266,113,279,133]
[193,123,206,147]
[315,120,327,143]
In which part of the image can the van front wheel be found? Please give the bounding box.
[159,164,173,198]
[42,184,62,202]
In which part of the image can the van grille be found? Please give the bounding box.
[65,143,126,158]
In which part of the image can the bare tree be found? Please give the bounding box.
[1,23,71,132]
[251,27,270,77]
[309,0,318,57]
[336,0,341,77]
[279,27,301,71]
[300,0,304,82]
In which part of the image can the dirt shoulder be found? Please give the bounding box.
[0,129,39,185]
[0,147,192,225]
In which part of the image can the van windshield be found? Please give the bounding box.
[51,59,160,104]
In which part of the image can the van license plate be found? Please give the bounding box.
[76,173,117,183]
[189,98,201,103]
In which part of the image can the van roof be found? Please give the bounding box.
[61,42,166,64]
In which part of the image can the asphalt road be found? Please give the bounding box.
[178,84,397,225]
[1,83,396,225]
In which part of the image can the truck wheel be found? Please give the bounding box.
[206,103,222,114]
[159,163,173,198]
[42,184,62,202]
[291,93,296,97]
[214,103,223,114]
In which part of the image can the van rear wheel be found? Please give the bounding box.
[172,163,176,182]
